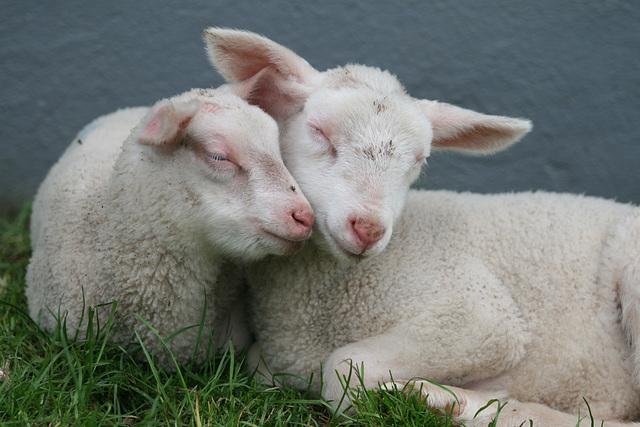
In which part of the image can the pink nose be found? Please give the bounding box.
[351,217,385,250]
[289,207,314,240]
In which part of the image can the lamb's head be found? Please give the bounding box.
[277,68,431,260]
[122,88,314,260]
[204,28,532,261]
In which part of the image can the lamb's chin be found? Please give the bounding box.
[311,229,366,264]
[259,231,307,256]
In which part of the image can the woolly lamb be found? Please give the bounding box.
[26,86,313,367]
[206,29,640,425]
[249,192,640,426]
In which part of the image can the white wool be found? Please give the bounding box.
[206,28,640,424]
[246,191,640,422]
[26,87,313,367]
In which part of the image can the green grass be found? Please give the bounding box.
[0,203,458,426]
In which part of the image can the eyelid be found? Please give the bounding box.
[308,122,329,140]
[206,153,228,161]
[308,121,337,158]
[203,150,236,169]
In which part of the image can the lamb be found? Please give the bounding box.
[205,29,640,425]
[25,85,314,367]
[248,192,640,426]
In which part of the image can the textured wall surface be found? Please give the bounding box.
[2,1,639,214]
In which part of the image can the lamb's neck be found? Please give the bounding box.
[97,160,223,293]
[261,240,352,291]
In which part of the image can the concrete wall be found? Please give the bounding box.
[2,1,639,214]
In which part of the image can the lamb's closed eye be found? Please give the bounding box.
[206,153,228,161]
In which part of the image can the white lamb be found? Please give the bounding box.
[25,85,314,367]
[205,29,640,425]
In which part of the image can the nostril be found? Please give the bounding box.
[292,209,314,230]
[351,221,369,244]
[351,219,385,249]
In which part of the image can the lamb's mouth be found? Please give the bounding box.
[261,230,306,251]
[323,220,369,262]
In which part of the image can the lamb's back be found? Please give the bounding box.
[26,107,148,329]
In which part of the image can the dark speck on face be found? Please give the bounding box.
[363,140,395,160]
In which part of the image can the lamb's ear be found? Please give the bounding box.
[416,100,532,154]
[137,99,201,147]
[203,27,318,120]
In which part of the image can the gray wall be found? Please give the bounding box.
[2,1,639,214]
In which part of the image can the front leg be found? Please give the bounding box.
[322,331,465,414]
[322,323,525,414]
[323,261,530,413]
[383,381,505,423]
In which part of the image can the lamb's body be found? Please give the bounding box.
[26,88,313,366]
[204,29,640,424]
[247,190,640,420]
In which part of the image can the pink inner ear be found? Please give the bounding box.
[143,106,169,138]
